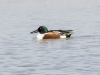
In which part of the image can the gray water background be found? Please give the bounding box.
[0,0,100,75]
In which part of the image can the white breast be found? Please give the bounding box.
[37,33,45,39]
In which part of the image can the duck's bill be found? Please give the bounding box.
[30,30,38,34]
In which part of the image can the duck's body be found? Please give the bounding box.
[30,26,74,40]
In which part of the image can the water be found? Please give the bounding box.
[0,0,100,75]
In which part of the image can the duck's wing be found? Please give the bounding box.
[49,30,73,35]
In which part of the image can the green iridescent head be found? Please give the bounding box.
[30,26,48,34]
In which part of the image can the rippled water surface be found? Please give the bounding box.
[0,0,100,75]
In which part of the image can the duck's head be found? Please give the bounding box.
[30,26,48,34]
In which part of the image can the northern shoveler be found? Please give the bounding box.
[30,26,74,39]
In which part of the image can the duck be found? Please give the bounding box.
[30,26,74,39]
